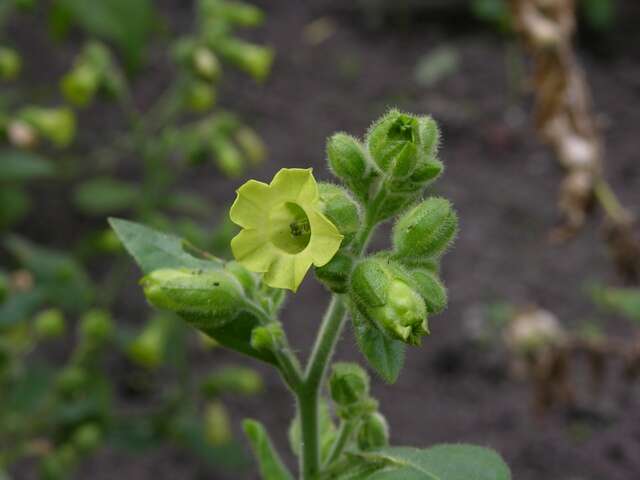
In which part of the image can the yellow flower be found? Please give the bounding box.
[230,168,343,291]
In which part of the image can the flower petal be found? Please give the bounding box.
[270,168,319,204]
[230,180,272,229]
[231,229,278,272]
[307,210,344,266]
[263,253,313,292]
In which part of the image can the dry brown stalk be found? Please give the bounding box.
[508,0,640,281]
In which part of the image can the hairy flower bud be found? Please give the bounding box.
[128,315,171,368]
[61,65,100,107]
[215,38,274,82]
[329,362,369,406]
[34,308,66,339]
[142,268,245,332]
[201,366,263,397]
[350,259,429,345]
[211,136,243,177]
[393,197,457,260]
[327,133,374,201]
[367,110,419,179]
[409,268,447,314]
[250,322,285,354]
[204,401,232,446]
[193,46,221,81]
[318,183,361,246]
[315,251,354,293]
[71,423,102,453]
[357,412,389,450]
[235,127,266,165]
[0,47,21,80]
[80,309,114,344]
[18,107,76,148]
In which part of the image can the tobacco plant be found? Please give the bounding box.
[113,110,512,479]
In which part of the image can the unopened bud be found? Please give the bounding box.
[0,47,21,80]
[235,127,266,165]
[250,322,285,353]
[193,46,221,81]
[366,110,419,178]
[202,366,263,396]
[19,107,76,147]
[34,308,66,339]
[393,197,457,259]
[211,137,243,177]
[204,401,232,446]
[350,259,429,345]
[80,309,114,344]
[357,412,389,450]
[61,65,100,107]
[141,268,245,334]
[329,362,369,406]
[327,133,374,201]
[216,38,274,82]
[409,268,447,314]
[186,80,216,112]
[319,183,361,246]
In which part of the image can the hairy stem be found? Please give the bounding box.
[324,419,358,467]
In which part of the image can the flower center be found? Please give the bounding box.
[269,202,312,254]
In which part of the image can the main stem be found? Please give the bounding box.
[296,209,377,480]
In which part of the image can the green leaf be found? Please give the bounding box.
[55,0,154,68]
[109,218,223,274]
[346,444,511,480]
[73,177,140,215]
[351,305,405,383]
[243,419,294,480]
[0,149,54,182]
[5,236,93,312]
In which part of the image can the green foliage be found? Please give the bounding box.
[243,419,295,480]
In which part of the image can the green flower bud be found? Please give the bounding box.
[315,251,354,293]
[128,315,170,368]
[0,47,21,80]
[393,197,458,260]
[56,366,88,395]
[217,1,264,26]
[79,309,114,344]
[250,322,285,354]
[350,259,429,346]
[357,412,389,450]
[215,38,274,82]
[329,362,369,406]
[366,110,419,179]
[224,260,256,295]
[18,107,76,147]
[350,259,389,307]
[71,423,102,453]
[193,46,221,81]
[34,308,66,339]
[235,127,266,165]
[327,133,375,201]
[61,65,100,107]
[409,269,447,314]
[187,80,216,112]
[141,268,245,332]
[204,401,232,446]
[201,366,263,397]
[319,183,361,246]
[211,137,243,177]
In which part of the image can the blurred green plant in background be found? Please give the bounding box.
[0,0,273,477]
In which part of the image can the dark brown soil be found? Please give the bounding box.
[9,1,640,479]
